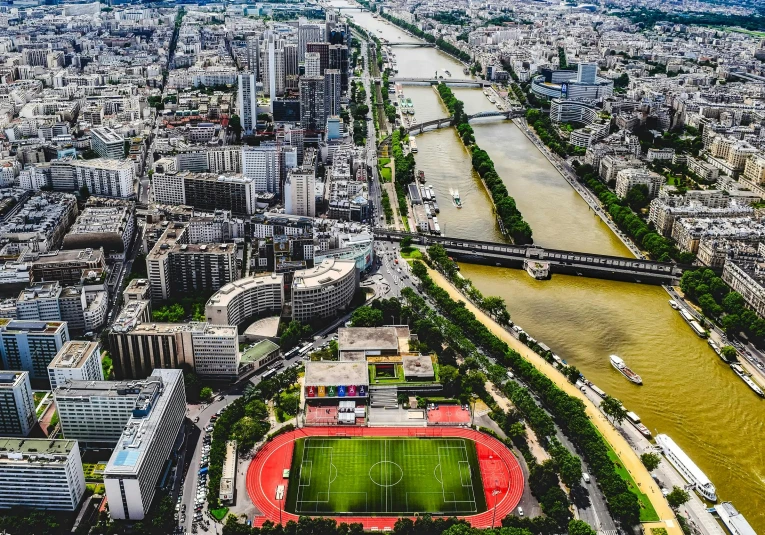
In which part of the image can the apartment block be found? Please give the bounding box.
[0,319,69,380]
[0,371,37,437]
[90,127,125,159]
[47,341,103,390]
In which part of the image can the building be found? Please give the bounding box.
[146,223,236,302]
[300,76,326,133]
[292,258,357,322]
[205,273,284,328]
[30,248,106,286]
[0,371,36,437]
[152,171,259,215]
[299,23,324,62]
[0,438,85,511]
[325,69,342,118]
[70,159,135,199]
[531,64,614,102]
[304,360,369,400]
[219,440,237,504]
[285,148,317,217]
[0,319,69,380]
[62,201,135,260]
[47,341,103,390]
[16,282,62,321]
[189,323,239,379]
[90,127,125,159]
[614,168,664,199]
[305,52,321,77]
[242,144,282,194]
[237,72,258,135]
[687,156,720,182]
[672,217,765,254]
[104,369,185,520]
[722,249,765,321]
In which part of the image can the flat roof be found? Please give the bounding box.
[55,376,160,399]
[338,350,367,362]
[337,327,399,352]
[207,273,284,308]
[304,361,369,387]
[0,319,65,333]
[48,341,99,370]
[31,248,104,265]
[0,371,26,388]
[240,340,280,364]
[402,354,435,378]
[0,438,76,457]
[292,258,355,290]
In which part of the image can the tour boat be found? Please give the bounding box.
[610,355,642,385]
[451,189,462,208]
[656,434,717,502]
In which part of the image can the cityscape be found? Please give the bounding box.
[0,0,763,535]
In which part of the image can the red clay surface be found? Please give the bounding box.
[305,405,339,425]
[427,405,472,425]
[246,427,524,529]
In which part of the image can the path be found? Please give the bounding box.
[426,267,681,535]
[485,382,549,463]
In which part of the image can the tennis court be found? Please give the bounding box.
[284,436,488,515]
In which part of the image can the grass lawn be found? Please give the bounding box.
[285,437,487,515]
[597,429,659,522]
[210,507,229,521]
[380,166,392,182]
[83,463,107,482]
[401,215,410,231]
[86,484,105,495]
[400,248,423,260]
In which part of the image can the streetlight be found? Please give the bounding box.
[491,488,501,528]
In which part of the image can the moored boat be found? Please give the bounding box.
[610,354,642,385]
[656,434,717,502]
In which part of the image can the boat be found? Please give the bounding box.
[668,299,679,310]
[488,96,496,104]
[451,189,462,208]
[610,355,642,385]
[731,364,765,397]
[689,320,707,338]
[626,411,652,438]
[417,170,425,183]
[483,89,490,96]
[656,434,717,502]
[708,339,728,362]
[590,384,606,398]
[713,502,757,535]
[432,200,439,213]
[409,137,418,153]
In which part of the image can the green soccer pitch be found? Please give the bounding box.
[284,437,488,515]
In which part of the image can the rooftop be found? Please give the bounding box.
[55,375,161,399]
[0,371,26,388]
[304,361,369,387]
[207,273,284,308]
[337,326,399,353]
[240,339,280,364]
[0,318,65,334]
[402,354,435,378]
[292,258,355,291]
[48,341,100,370]
[31,248,104,266]
[0,438,76,459]
[243,316,281,340]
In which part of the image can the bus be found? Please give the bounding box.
[261,368,277,380]
[297,344,313,357]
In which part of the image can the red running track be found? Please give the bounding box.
[246,427,524,530]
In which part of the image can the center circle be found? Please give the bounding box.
[368,461,403,487]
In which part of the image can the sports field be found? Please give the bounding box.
[284,437,488,515]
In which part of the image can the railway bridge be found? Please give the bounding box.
[373,230,683,284]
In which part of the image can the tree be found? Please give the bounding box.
[350,306,384,327]
[624,184,649,211]
[400,236,412,249]
[721,345,738,362]
[666,486,690,509]
[200,387,213,403]
[79,184,90,199]
[640,452,661,471]
[229,114,242,139]
[600,395,627,425]
[568,519,596,535]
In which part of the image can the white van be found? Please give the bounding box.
[582,473,591,484]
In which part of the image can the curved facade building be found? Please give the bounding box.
[550,98,610,148]
[292,258,357,323]
[531,64,613,102]
[205,273,285,327]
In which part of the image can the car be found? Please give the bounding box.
[517,507,524,517]
[193,416,200,423]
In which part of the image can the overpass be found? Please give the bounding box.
[373,230,683,284]
[390,77,490,87]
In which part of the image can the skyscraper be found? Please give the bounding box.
[329,44,349,91]
[242,143,282,194]
[305,52,321,77]
[284,43,299,91]
[325,69,342,118]
[237,72,258,135]
[306,42,330,74]
[246,34,260,78]
[300,76,326,133]
[263,34,285,99]
[298,22,324,62]
[285,148,317,217]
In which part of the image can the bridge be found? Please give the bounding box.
[373,230,683,284]
[389,109,524,137]
[387,42,436,47]
[390,77,490,87]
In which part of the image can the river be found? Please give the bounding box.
[334,2,765,530]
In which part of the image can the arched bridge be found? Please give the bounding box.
[387,42,436,47]
[390,77,491,87]
[399,109,525,136]
[373,230,683,284]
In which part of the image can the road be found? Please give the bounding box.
[513,118,645,260]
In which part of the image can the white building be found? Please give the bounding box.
[242,144,281,194]
[104,369,186,520]
[614,168,664,199]
[0,370,37,437]
[0,319,69,380]
[190,323,239,379]
[71,158,135,198]
[292,258,357,323]
[0,438,85,511]
[285,148,317,217]
[90,127,125,159]
[205,273,285,327]
[237,72,258,135]
[47,341,103,390]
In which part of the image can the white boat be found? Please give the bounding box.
[626,411,652,438]
[656,434,717,502]
[668,299,679,310]
[714,502,756,535]
[610,355,642,385]
[731,364,765,397]
[451,189,462,208]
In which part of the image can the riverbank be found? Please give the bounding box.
[425,266,681,535]
[512,117,644,258]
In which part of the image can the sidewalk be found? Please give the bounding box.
[427,266,682,535]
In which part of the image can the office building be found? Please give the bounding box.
[305,52,321,77]
[47,341,103,390]
[0,438,85,511]
[298,23,324,62]
[285,148,317,217]
[0,371,36,437]
[325,69,342,118]
[300,76,326,133]
[284,43,299,90]
[245,35,260,76]
[190,323,239,379]
[30,248,106,286]
[90,127,125,159]
[153,170,259,215]
[237,72,258,135]
[54,375,164,445]
[292,258,357,323]
[62,202,135,260]
[104,369,185,520]
[306,42,330,74]
[0,319,69,380]
[70,158,135,199]
[206,273,285,328]
[263,35,285,99]
[242,144,282,194]
[329,44,349,91]
[16,282,62,322]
